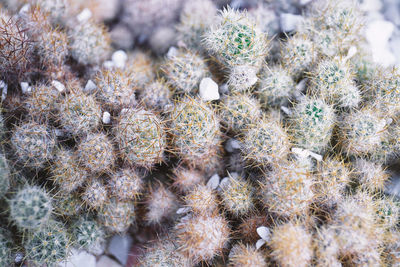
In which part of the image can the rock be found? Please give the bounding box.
[58,249,96,267]
[112,50,128,69]
[207,174,220,190]
[20,82,30,94]
[102,112,111,124]
[225,138,241,153]
[166,46,179,59]
[110,24,134,50]
[108,234,133,266]
[280,13,303,32]
[199,78,220,101]
[96,256,122,267]
[365,20,396,66]
[85,80,97,93]
[52,80,65,93]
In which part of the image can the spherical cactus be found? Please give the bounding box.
[0,10,33,77]
[227,65,259,92]
[352,158,389,191]
[184,184,218,215]
[0,229,13,266]
[145,183,178,224]
[11,121,56,168]
[314,226,341,267]
[338,108,387,156]
[219,93,262,134]
[175,213,230,264]
[71,216,106,255]
[177,0,217,49]
[69,19,111,65]
[375,195,400,230]
[315,157,350,205]
[257,65,295,108]
[260,160,314,217]
[363,66,400,117]
[281,34,315,79]
[108,168,143,201]
[240,115,290,166]
[24,83,61,122]
[82,179,108,210]
[171,166,205,193]
[94,68,136,109]
[169,97,222,169]
[25,221,70,265]
[0,154,10,198]
[98,198,135,233]
[311,58,360,108]
[219,173,254,217]
[162,48,209,94]
[139,79,172,112]
[139,237,192,267]
[333,193,377,255]
[37,27,68,67]
[204,7,268,68]
[76,132,115,173]
[9,185,52,230]
[115,108,166,169]
[228,243,266,267]
[125,50,155,87]
[308,0,361,56]
[270,222,313,267]
[53,193,82,218]
[58,87,102,135]
[51,148,88,194]
[289,97,335,153]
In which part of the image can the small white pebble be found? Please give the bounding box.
[102,112,111,124]
[280,106,291,115]
[199,78,220,101]
[207,174,220,190]
[112,50,128,69]
[166,46,178,59]
[176,207,191,214]
[51,80,65,93]
[225,138,241,153]
[77,8,92,22]
[257,226,271,241]
[20,82,31,94]
[84,80,97,93]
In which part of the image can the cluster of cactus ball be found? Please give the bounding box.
[1,0,400,266]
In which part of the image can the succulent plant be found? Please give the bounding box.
[115,108,166,169]
[9,185,52,230]
[11,121,56,168]
[25,221,70,265]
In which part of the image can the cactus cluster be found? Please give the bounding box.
[1,0,400,266]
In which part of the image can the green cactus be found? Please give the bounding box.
[9,185,52,230]
[25,221,70,265]
[115,108,166,169]
[71,216,106,254]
